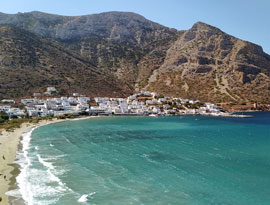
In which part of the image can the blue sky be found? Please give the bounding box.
[1,0,270,53]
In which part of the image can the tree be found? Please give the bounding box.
[58,88,66,96]
[0,112,9,121]
[79,111,89,116]
[0,117,5,124]
[11,115,18,119]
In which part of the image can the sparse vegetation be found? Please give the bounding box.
[0,112,9,123]
[0,118,30,131]
[0,112,88,131]
[56,113,80,119]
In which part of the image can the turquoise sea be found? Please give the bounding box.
[16,112,270,205]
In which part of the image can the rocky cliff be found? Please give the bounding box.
[145,22,270,106]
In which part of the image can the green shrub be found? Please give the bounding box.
[56,113,80,119]
[11,115,18,119]
[79,111,89,116]
[191,102,205,109]
[0,117,5,124]
[0,112,9,121]
[184,102,192,108]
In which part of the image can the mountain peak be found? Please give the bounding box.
[191,21,222,33]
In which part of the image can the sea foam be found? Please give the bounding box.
[16,127,37,205]
[16,126,71,205]
[37,154,68,190]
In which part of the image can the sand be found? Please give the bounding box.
[0,116,95,204]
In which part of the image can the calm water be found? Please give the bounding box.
[17,112,270,205]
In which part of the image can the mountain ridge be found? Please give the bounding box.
[0,11,269,110]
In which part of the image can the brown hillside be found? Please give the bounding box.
[144,22,270,105]
[0,26,132,99]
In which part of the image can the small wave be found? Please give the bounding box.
[37,155,54,170]
[65,138,72,143]
[78,192,96,203]
[37,154,69,190]
[37,154,69,175]
[44,154,67,160]
[16,126,73,205]
[50,144,54,147]
[141,154,149,158]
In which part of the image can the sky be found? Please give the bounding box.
[1,0,270,53]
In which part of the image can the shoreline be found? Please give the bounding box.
[0,116,96,205]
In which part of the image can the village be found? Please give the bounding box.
[0,87,226,119]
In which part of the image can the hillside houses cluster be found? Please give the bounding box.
[91,92,222,116]
[0,105,25,118]
[22,96,90,117]
[0,88,224,119]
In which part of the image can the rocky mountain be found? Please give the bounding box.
[0,11,269,109]
[145,22,270,107]
[0,11,176,44]
[0,11,177,86]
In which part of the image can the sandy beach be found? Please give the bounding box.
[0,117,95,204]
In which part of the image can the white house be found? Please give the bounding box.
[1,99,15,104]
[119,101,128,113]
[0,106,11,112]
[33,93,41,97]
[47,87,57,92]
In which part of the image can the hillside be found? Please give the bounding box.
[0,11,178,89]
[144,22,270,108]
[0,26,132,99]
[0,11,269,109]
